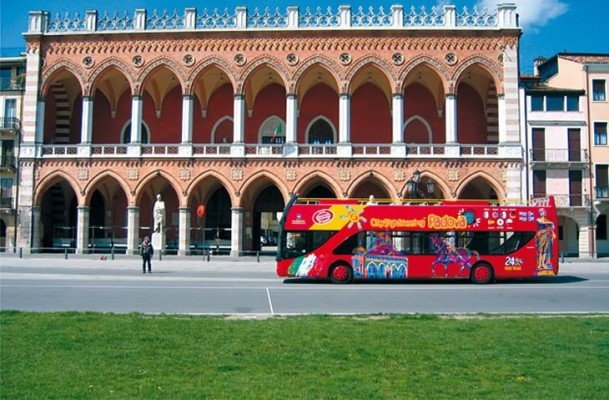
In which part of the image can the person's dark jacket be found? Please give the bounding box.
[141,242,154,257]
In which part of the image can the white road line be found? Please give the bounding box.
[266,287,275,315]
[1,284,609,291]
[0,272,278,283]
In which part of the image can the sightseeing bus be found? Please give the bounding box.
[276,195,558,284]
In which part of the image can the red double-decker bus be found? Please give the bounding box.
[276,196,559,284]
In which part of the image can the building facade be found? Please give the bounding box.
[0,53,25,250]
[17,4,523,255]
[522,54,609,257]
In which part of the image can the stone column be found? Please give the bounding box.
[178,207,191,256]
[81,96,94,143]
[286,94,298,143]
[130,96,143,143]
[579,225,595,259]
[445,93,457,143]
[126,206,140,255]
[231,207,244,256]
[76,206,90,254]
[31,206,42,252]
[392,93,404,143]
[181,95,193,143]
[233,94,245,143]
[339,93,350,143]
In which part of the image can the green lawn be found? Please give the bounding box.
[1,312,608,399]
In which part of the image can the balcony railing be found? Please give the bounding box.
[545,194,590,208]
[30,142,523,160]
[0,117,20,130]
[530,148,589,163]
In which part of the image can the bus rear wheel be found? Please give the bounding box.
[471,263,494,284]
[329,263,353,284]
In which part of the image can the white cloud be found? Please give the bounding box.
[476,0,568,29]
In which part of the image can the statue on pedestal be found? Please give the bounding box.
[152,194,166,252]
[153,194,166,233]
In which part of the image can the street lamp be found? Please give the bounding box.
[405,170,436,199]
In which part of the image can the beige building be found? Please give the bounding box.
[0,53,25,250]
[525,53,609,257]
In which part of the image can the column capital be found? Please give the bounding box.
[392,93,403,99]
[77,205,90,211]
[182,94,193,100]
[234,93,245,100]
[179,207,191,212]
[340,93,350,99]
[82,95,94,101]
[445,93,457,99]
[127,205,140,211]
[131,95,143,100]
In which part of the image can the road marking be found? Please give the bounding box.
[2,283,609,291]
[266,287,275,315]
[0,272,279,283]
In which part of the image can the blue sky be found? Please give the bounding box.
[1,0,607,72]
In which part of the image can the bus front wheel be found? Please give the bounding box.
[329,263,353,284]
[471,263,494,284]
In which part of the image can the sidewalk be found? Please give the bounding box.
[1,252,608,274]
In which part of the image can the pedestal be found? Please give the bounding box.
[152,232,166,253]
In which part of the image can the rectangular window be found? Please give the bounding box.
[597,215,607,241]
[1,140,14,169]
[595,122,608,146]
[533,170,546,196]
[593,79,606,101]
[546,95,564,111]
[0,178,13,208]
[596,165,609,199]
[531,95,544,111]
[566,95,579,111]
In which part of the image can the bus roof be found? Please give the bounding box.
[282,196,557,232]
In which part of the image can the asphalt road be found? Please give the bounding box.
[1,255,608,315]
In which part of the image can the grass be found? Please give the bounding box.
[1,312,608,399]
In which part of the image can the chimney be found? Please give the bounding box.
[533,56,547,77]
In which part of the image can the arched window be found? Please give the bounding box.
[306,117,336,144]
[211,116,233,144]
[403,115,432,144]
[121,121,150,144]
[259,116,285,144]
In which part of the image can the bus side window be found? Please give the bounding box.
[333,233,361,255]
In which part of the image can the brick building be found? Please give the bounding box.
[17,4,523,255]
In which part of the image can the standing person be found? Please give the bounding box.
[141,236,154,273]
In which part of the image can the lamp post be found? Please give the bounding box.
[405,170,435,199]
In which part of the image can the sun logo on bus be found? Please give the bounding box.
[459,209,480,227]
[339,205,367,230]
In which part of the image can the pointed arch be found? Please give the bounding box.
[345,55,396,90]
[237,170,291,208]
[403,115,433,143]
[187,56,237,93]
[210,116,234,144]
[305,116,337,144]
[41,60,86,97]
[292,171,343,198]
[455,171,504,200]
[135,56,186,95]
[83,170,132,205]
[186,170,237,207]
[293,56,342,96]
[133,170,185,207]
[346,171,397,199]
[238,56,290,92]
[398,55,450,92]
[452,55,503,94]
[398,171,451,200]
[34,171,82,206]
[87,59,135,97]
